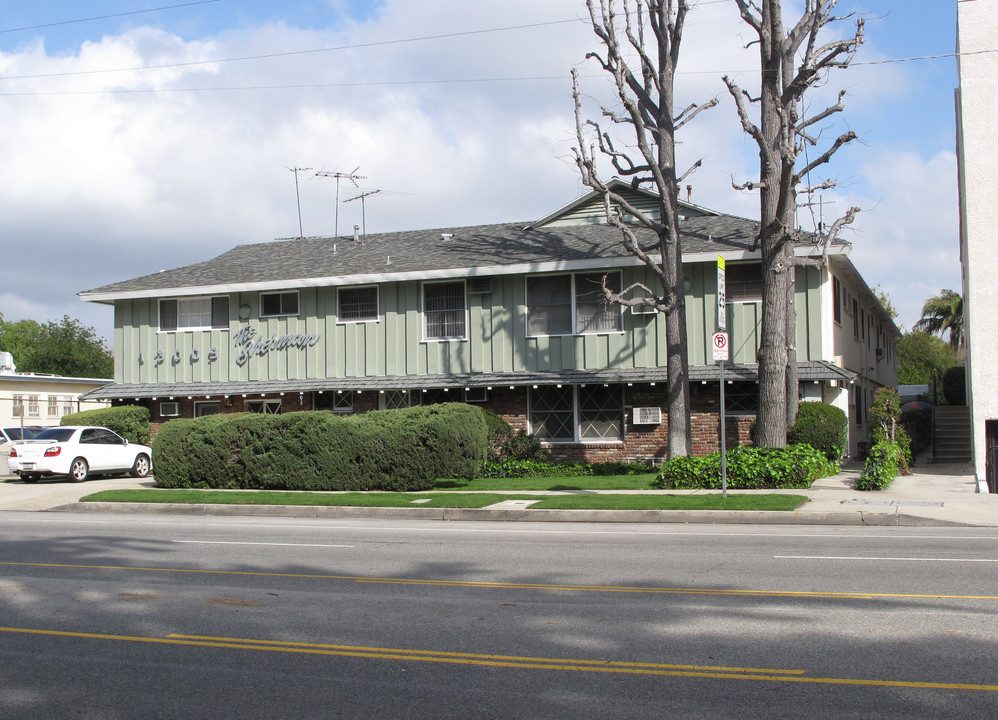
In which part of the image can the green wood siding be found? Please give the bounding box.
[113,262,825,384]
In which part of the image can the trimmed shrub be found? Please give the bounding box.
[61,405,151,445]
[787,402,847,461]
[856,441,901,491]
[653,444,838,490]
[869,388,911,473]
[943,366,966,406]
[152,403,487,491]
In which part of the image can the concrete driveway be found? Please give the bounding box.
[0,475,154,511]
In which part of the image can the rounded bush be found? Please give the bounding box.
[61,405,151,445]
[787,402,847,461]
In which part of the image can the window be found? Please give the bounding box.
[194,401,221,417]
[725,264,763,302]
[832,276,842,324]
[381,390,415,410]
[315,392,353,413]
[528,384,624,443]
[423,282,466,340]
[260,291,299,317]
[724,382,758,415]
[526,272,622,337]
[47,396,59,417]
[61,397,75,416]
[338,286,379,322]
[12,394,23,417]
[247,400,282,414]
[27,395,39,418]
[852,299,859,338]
[160,296,229,331]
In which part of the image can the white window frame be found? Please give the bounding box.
[422,281,467,342]
[247,399,282,414]
[526,271,624,338]
[47,396,59,417]
[159,296,230,332]
[337,285,380,323]
[260,291,300,318]
[12,394,23,417]
[193,401,222,417]
[26,395,40,418]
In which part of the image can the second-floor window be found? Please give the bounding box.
[260,291,299,317]
[526,271,622,337]
[160,297,229,331]
[338,286,379,322]
[423,281,466,340]
[832,276,842,324]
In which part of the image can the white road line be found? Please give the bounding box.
[776,555,998,562]
[173,540,355,548]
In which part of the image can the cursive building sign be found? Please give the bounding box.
[233,324,320,366]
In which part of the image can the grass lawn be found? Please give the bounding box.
[80,488,808,511]
[432,474,659,491]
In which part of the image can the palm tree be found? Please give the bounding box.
[914,290,963,351]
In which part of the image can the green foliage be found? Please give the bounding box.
[61,405,151,445]
[653,444,838,490]
[152,403,488,491]
[869,387,911,472]
[0,314,112,378]
[896,331,957,386]
[787,402,848,461]
[479,459,592,479]
[914,289,963,350]
[942,366,966,406]
[477,409,547,462]
[855,441,901,491]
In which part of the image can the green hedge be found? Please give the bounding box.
[61,405,151,445]
[653,444,837,490]
[855,441,901,491]
[787,402,847,461]
[151,403,487,491]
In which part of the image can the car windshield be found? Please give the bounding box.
[32,428,77,442]
[3,428,35,440]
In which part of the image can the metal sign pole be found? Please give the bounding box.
[716,255,728,500]
[720,359,727,499]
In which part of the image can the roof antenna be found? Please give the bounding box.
[344,189,381,240]
[316,167,366,238]
[286,166,312,239]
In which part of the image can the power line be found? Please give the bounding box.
[0,1,222,36]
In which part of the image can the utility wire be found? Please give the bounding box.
[0,1,221,36]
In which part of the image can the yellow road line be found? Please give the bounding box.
[3,560,998,601]
[2,626,997,692]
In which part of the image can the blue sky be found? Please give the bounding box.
[0,1,964,344]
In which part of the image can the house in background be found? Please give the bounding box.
[78,184,896,461]
[0,351,111,429]
[957,0,998,492]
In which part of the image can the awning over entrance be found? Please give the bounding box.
[81,361,855,401]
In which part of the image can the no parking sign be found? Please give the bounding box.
[712,331,729,361]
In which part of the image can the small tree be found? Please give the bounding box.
[914,289,963,352]
[0,313,112,378]
[724,0,864,446]
[572,0,716,459]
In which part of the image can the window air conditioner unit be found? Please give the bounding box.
[630,303,658,315]
[468,278,492,294]
[160,401,181,417]
[633,406,663,425]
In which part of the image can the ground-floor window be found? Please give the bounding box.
[529,384,624,442]
[380,390,415,410]
[314,392,353,413]
[247,399,282,414]
[194,401,221,417]
[724,381,758,415]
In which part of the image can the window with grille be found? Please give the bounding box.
[381,390,414,410]
[247,400,282,414]
[529,385,575,440]
[423,282,466,340]
[338,286,379,322]
[579,384,624,440]
[529,384,624,442]
[725,263,763,302]
[724,382,758,415]
[314,392,354,413]
[160,296,229,331]
[47,396,59,417]
[526,272,622,337]
[260,291,299,317]
[12,394,23,417]
[27,395,39,417]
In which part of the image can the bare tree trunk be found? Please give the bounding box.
[785,267,799,430]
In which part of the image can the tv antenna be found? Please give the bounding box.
[316,167,366,237]
[286,166,313,238]
[343,189,381,240]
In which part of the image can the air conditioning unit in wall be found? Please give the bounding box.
[632,407,663,425]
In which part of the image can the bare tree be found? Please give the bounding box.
[723,0,863,446]
[572,0,715,459]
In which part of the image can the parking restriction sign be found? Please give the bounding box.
[712,331,729,361]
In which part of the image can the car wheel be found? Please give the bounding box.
[131,454,151,478]
[69,458,89,483]
[21,473,39,483]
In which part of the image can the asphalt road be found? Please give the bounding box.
[2,512,998,718]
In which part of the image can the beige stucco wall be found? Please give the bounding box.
[957,0,998,486]
[0,376,111,429]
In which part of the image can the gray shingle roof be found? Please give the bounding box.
[80,214,778,299]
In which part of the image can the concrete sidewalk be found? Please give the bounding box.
[1,460,996,526]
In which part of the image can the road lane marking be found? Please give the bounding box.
[173,541,355,548]
[776,555,998,563]
[2,561,998,601]
[2,626,997,692]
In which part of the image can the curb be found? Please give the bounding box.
[52,502,974,526]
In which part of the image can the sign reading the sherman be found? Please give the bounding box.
[233,324,320,366]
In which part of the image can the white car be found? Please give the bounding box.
[8,426,152,483]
